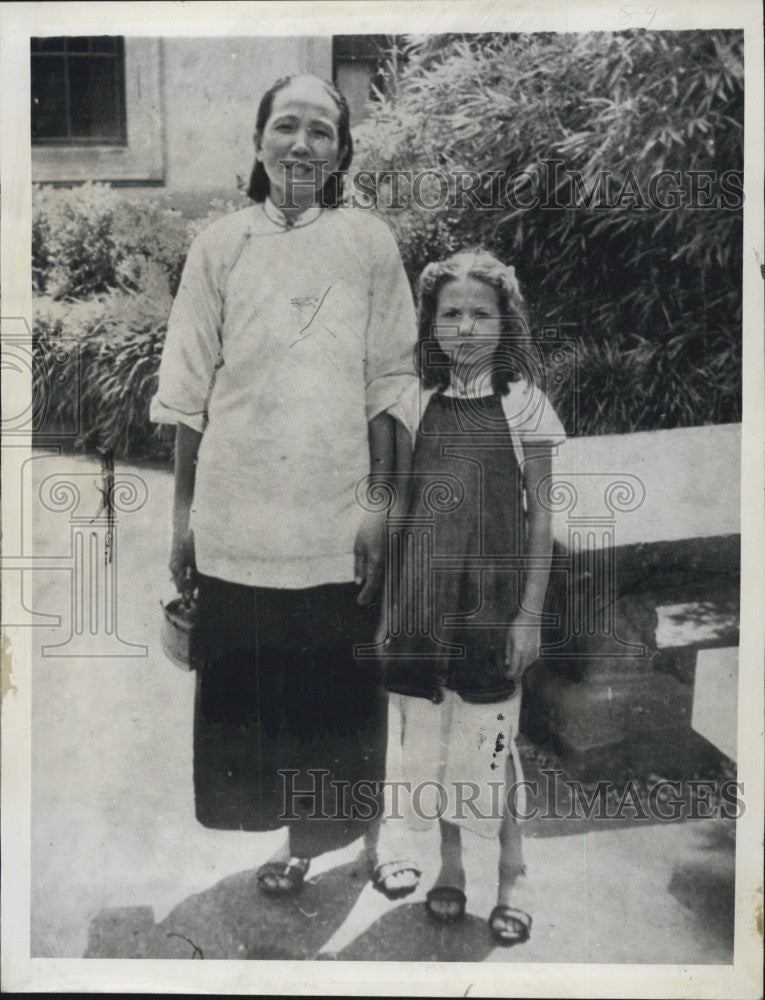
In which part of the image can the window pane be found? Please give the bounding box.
[31,37,126,144]
[31,55,68,139]
[34,37,68,53]
[68,56,122,140]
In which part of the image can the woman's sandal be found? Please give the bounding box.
[371,860,422,900]
[488,904,532,946]
[256,857,311,896]
[425,886,467,925]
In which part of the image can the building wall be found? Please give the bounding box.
[160,36,331,198]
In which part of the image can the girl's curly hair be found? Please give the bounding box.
[417,248,532,395]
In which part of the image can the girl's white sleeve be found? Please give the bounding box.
[363,216,419,423]
[502,380,566,445]
[501,380,566,476]
[149,234,223,433]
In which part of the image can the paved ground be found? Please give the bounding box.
[26,451,736,963]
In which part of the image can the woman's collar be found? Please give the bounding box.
[263,196,323,230]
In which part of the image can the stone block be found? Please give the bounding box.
[522,535,739,779]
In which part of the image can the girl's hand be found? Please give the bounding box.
[170,527,197,597]
[504,612,541,679]
[354,511,387,605]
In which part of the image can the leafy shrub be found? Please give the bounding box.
[547,331,742,437]
[32,185,243,300]
[34,264,176,461]
[382,209,460,289]
[32,183,118,298]
[109,201,191,297]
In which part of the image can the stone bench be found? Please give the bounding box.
[520,424,740,780]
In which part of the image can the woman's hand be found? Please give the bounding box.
[504,612,541,680]
[171,423,202,598]
[354,511,387,605]
[373,596,390,654]
[170,526,197,597]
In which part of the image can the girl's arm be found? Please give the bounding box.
[169,422,202,595]
[505,442,554,678]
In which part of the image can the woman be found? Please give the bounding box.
[150,75,417,893]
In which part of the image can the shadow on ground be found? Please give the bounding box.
[667,820,736,957]
[84,851,497,961]
[327,905,495,962]
[85,857,371,959]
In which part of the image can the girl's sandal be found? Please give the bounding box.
[371,860,422,900]
[425,886,466,925]
[256,857,311,896]
[488,905,532,946]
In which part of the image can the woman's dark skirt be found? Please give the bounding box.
[190,574,385,858]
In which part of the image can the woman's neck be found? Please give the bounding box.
[263,194,323,230]
[280,201,314,222]
[267,186,321,221]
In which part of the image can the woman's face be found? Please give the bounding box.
[256,77,345,209]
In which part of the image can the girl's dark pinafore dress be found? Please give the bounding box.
[383,391,524,704]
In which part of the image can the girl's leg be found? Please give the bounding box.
[497,809,525,907]
[490,754,530,943]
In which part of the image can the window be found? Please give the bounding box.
[31,38,164,185]
[32,37,126,146]
[333,35,403,125]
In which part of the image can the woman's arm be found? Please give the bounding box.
[150,230,223,595]
[355,411,396,605]
[371,416,414,646]
[363,217,418,424]
[505,443,554,678]
[356,216,418,602]
[169,422,202,595]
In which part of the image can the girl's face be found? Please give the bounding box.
[256,77,345,208]
[434,276,503,370]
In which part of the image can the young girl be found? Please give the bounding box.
[372,249,565,945]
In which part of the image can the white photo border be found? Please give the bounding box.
[1,1,763,995]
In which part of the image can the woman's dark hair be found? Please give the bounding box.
[417,248,532,395]
[246,75,354,207]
